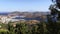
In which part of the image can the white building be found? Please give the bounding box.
[0,16,11,23]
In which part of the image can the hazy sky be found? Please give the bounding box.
[0,0,52,12]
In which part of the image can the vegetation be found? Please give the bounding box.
[0,19,59,34]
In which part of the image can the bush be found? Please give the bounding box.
[0,29,9,34]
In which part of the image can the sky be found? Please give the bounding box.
[0,0,52,12]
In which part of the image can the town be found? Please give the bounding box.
[0,11,50,24]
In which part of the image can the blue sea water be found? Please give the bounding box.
[0,12,9,15]
[13,16,41,21]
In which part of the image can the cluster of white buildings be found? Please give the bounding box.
[0,15,25,24]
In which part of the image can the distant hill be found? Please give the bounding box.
[0,11,50,16]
